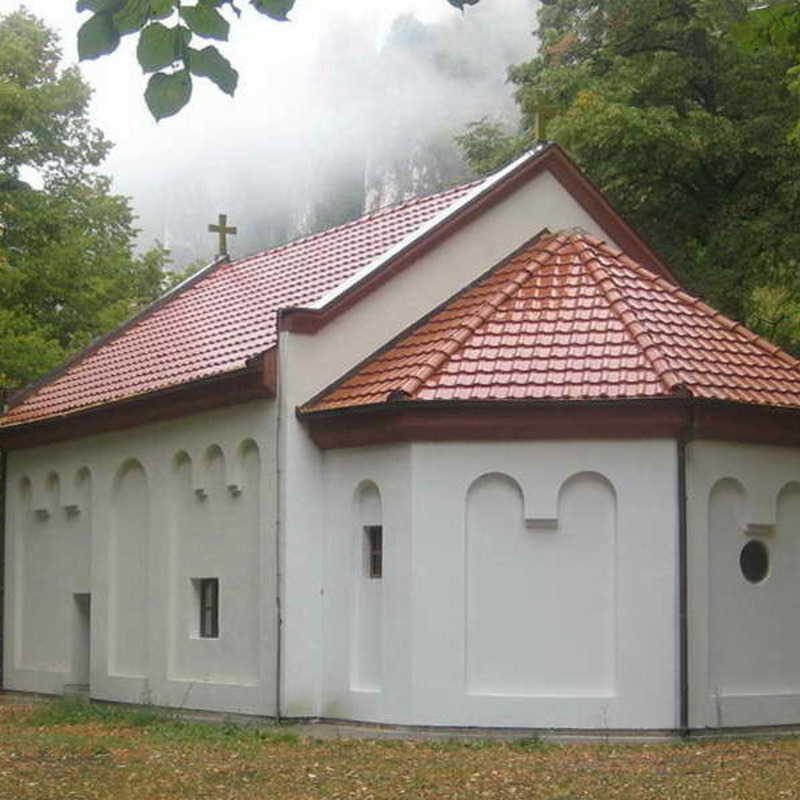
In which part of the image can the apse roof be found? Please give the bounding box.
[302,232,800,413]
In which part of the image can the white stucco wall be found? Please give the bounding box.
[278,168,627,719]
[4,400,277,716]
[317,439,679,730]
[687,440,800,729]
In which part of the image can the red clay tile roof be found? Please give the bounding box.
[0,181,478,428]
[302,232,800,412]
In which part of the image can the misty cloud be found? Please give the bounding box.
[18,1,538,269]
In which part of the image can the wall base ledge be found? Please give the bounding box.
[8,692,800,743]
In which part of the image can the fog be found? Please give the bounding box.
[15,0,537,267]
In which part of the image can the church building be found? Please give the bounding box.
[3,143,800,733]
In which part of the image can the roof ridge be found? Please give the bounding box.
[389,244,551,400]
[233,179,483,269]
[575,236,688,396]
[587,235,800,373]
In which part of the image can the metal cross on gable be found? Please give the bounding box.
[208,213,237,256]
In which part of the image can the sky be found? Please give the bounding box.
[12,0,537,264]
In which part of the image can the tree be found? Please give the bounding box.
[459,0,800,348]
[734,1,800,140]
[0,9,171,389]
[75,0,481,121]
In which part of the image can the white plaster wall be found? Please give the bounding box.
[318,439,678,729]
[11,470,91,686]
[465,472,616,697]
[320,447,413,723]
[168,442,262,687]
[109,461,149,678]
[687,440,800,729]
[279,169,625,718]
[351,482,383,691]
[3,400,277,716]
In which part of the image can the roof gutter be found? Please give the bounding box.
[299,395,800,451]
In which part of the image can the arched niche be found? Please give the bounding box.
[709,477,746,537]
[64,466,92,515]
[777,481,800,528]
[45,471,60,510]
[234,438,261,496]
[355,480,382,528]
[32,471,61,520]
[555,470,617,692]
[18,475,32,515]
[203,444,226,495]
[350,480,383,691]
[171,451,192,494]
[238,439,261,490]
[465,470,616,696]
[707,476,776,696]
[109,459,149,678]
[465,472,526,694]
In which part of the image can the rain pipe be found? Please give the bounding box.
[677,431,689,737]
[274,345,284,723]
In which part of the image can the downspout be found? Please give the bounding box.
[676,395,696,738]
[677,433,689,736]
[0,448,6,689]
[273,346,284,723]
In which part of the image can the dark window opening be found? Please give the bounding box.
[364,525,382,579]
[740,540,769,584]
[198,578,219,637]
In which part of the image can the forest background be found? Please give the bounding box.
[2,0,800,391]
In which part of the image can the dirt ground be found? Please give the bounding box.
[1,700,799,799]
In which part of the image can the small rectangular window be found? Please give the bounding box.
[197,578,219,638]
[364,525,382,579]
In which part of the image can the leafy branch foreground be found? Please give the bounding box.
[2,700,800,799]
[76,0,482,120]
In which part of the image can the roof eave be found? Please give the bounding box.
[299,396,800,450]
[0,348,277,451]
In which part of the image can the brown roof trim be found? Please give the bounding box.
[300,397,800,450]
[279,144,677,337]
[0,348,277,451]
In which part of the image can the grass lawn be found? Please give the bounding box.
[1,701,799,799]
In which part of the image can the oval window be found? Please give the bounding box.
[740,539,769,584]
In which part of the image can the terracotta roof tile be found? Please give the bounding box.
[303,232,800,413]
[1,181,477,428]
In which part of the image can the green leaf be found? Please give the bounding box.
[446,0,480,8]
[77,13,121,60]
[249,0,294,21]
[113,0,151,34]
[136,22,186,72]
[76,0,125,12]
[149,0,176,19]
[179,5,229,40]
[187,45,238,94]
[145,69,192,120]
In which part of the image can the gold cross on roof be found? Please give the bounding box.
[208,213,237,256]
